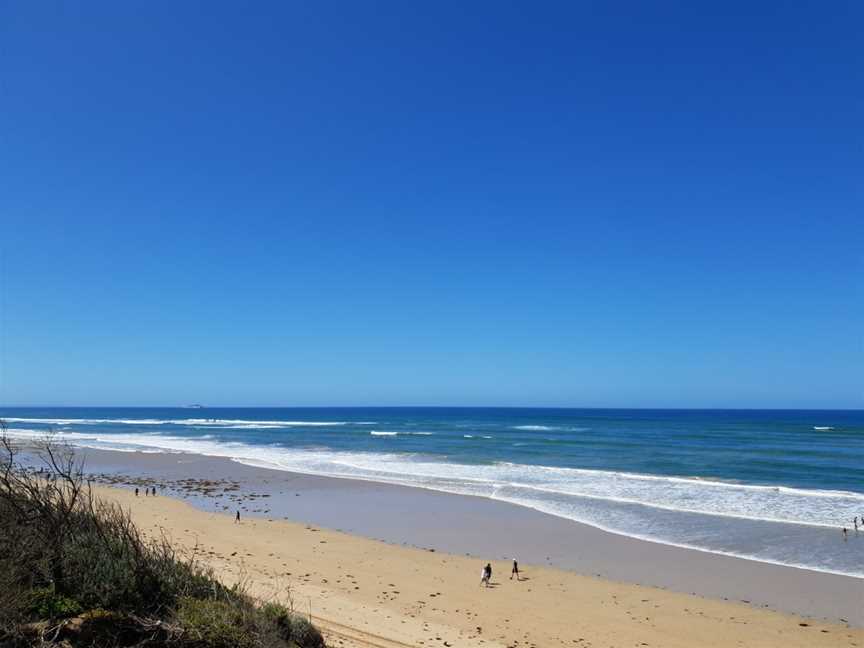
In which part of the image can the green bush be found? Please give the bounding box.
[289,615,325,648]
[175,597,274,648]
[25,587,82,620]
[259,602,324,648]
[260,602,293,640]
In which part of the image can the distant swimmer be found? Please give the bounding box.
[843,527,848,541]
[510,558,520,581]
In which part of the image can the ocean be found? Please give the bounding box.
[2,407,862,577]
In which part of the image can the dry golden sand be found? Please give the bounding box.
[96,486,862,648]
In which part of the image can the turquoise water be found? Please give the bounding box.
[3,407,863,576]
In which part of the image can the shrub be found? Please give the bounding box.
[0,430,225,620]
[259,602,324,648]
[174,597,272,648]
[288,614,325,648]
[260,602,293,640]
[25,587,83,620]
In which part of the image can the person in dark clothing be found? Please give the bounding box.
[510,559,519,581]
[135,487,139,497]
[235,510,241,523]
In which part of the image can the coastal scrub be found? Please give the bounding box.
[0,423,325,648]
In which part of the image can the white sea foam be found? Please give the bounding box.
[4,418,168,426]
[813,426,834,431]
[367,430,432,437]
[3,417,355,428]
[512,425,591,432]
[5,426,862,577]
[14,424,858,525]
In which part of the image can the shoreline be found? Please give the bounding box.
[63,446,864,628]
[88,482,864,648]
[228,457,861,580]
[5,411,861,581]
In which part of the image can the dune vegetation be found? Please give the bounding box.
[0,423,324,648]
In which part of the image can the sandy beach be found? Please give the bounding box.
[59,445,860,648]
[92,484,863,648]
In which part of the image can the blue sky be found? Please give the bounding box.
[1,1,861,408]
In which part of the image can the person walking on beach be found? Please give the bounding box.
[135,487,139,497]
[480,563,492,587]
[842,527,848,540]
[510,558,520,581]
[235,510,241,523]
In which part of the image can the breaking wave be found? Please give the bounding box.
[4,425,863,577]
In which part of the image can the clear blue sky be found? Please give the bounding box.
[1,2,861,408]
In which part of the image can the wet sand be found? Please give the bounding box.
[69,447,864,631]
[86,482,860,648]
